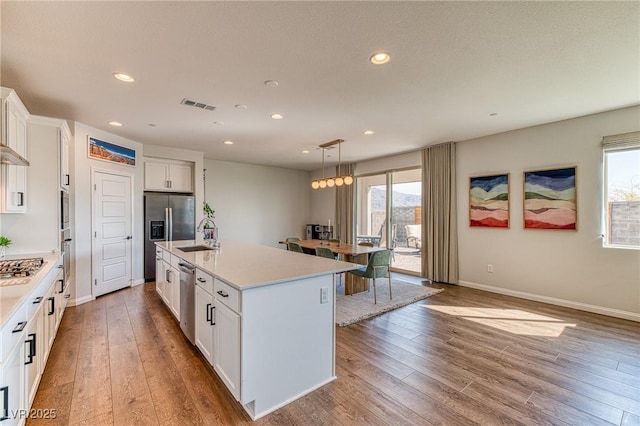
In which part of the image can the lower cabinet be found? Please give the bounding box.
[194,284,214,363]
[23,308,42,408]
[212,300,241,400]
[155,253,181,322]
[0,261,64,425]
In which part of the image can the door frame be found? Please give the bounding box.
[90,167,135,298]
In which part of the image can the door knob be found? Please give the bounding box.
[125,236,132,240]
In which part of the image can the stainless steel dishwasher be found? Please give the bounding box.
[178,261,196,344]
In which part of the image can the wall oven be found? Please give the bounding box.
[61,191,70,230]
[60,229,71,284]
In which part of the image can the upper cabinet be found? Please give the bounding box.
[144,158,193,193]
[58,122,71,191]
[1,87,30,213]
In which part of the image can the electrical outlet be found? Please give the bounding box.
[320,287,329,304]
[487,264,494,273]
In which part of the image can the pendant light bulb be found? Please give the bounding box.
[344,175,354,185]
[311,180,320,189]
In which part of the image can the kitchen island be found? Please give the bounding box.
[155,239,357,420]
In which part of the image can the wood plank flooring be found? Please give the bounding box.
[27,279,639,425]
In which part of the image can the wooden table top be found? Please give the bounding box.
[296,239,385,257]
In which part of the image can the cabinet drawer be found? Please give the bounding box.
[170,254,182,270]
[25,273,54,321]
[214,279,240,313]
[162,248,171,262]
[195,269,214,295]
[0,302,27,362]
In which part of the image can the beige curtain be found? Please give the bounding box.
[335,163,355,244]
[422,143,458,283]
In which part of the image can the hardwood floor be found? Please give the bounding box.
[28,279,639,425]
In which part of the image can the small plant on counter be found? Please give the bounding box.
[203,202,215,229]
[0,236,11,259]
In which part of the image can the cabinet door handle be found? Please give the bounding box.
[25,333,36,365]
[65,174,70,186]
[166,269,171,283]
[58,279,64,294]
[217,290,229,298]
[64,294,71,299]
[12,321,27,333]
[16,191,24,206]
[206,303,212,323]
[197,277,206,283]
[210,305,216,325]
[48,297,55,315]
[33,296,43,304]
[0,386,8,421]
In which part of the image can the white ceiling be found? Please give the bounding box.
[1,1,638,171]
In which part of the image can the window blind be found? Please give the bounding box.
[602,131,640,151]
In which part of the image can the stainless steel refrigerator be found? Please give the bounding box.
[144,192,195,281]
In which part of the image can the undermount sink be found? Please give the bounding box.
[177,245,215,252]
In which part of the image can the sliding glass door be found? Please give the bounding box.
[355,168,422,275]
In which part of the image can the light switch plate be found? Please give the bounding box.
[320,287,329,304]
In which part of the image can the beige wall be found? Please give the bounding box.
[203,159,311,247]
[457,105,640,319]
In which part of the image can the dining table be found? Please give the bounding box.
[294,239,386,295]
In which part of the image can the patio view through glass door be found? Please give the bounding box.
[355,168,422,275]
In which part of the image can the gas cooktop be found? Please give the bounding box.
[0,257,45,279]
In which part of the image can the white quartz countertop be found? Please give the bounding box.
[157,239,359,290]
[0,252,62,327]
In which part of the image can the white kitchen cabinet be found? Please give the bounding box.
[170,264,181,320]
[23,308,43,408]
[213,298,241,400]
[144,158,193,193]
[1,88,30,214]
[194,283,214,363]
[58,125,71,191]
[155,256,165,300]
[0,338,24,425]
[43,284,57,361]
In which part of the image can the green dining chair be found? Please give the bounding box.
[285,237,300,250]
[315,246,337,259]
[348,249,392,304]
[315,246,342,287]
[358,241,374,247]
[287,242,304,253]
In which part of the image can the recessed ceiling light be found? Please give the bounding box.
[148,123,157,127]
[213,121,225,126]
[113,73,135,82]
[223,140,234,145]
[264,80,279,87]
[108,121,123,127]
[302,150,310,154]
[363,130,374,135]
[489,112,498,117]
[369,52,390,65]
[270,113,284,120]
[235,104,247,110]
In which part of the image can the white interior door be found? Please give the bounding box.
[92,171,133,297]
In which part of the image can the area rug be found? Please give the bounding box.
[335,279,444,326]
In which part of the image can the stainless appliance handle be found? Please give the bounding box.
[168,208,173,241]
[164,208,169,241]
[178,262,195,274]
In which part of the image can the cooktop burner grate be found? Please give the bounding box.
[0,257,45,279]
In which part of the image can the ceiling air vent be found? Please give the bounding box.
[180,98,216,111]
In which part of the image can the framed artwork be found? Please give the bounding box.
[524,166,576,230]
[469,173,510,228]
[88,136,136,166]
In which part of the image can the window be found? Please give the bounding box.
[603,131,640,249]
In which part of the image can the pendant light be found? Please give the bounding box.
[311,139,353,189]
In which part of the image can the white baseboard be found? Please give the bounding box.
[457,280,640,323]
[68,295,93,307]
[132,278,145,286]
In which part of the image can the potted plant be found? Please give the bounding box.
[0,236,12,259]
